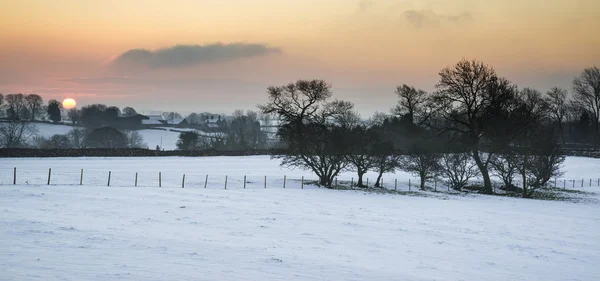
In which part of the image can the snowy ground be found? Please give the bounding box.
[32,123,181,150]
[1,156,600,280]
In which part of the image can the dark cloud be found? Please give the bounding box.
[111,43,282,69]
[403,10,472,28]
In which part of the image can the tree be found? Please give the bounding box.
[177,131,200,150]
[259,80,354,187]
[125,131,147,148]
[105,106,121,119]
[47,99,62,123]
[0,121,38,147]
[44,134,72,149]
[522,127,565,198]
[67,108,81,124]
[572,67,600,148]
[399,145,441,190]
[490,152,521,191]
[5,93,27,120]
[162,112,182,122]
[24,94,44,120]
[85,127,127,148]
[68,128,86,148]
[185,113,201,124]
[347,125,376,187]
[439,153,479,191]
[544,87,568,144]
[0,93,4,117]
[431,59,519,194]
[392,84,431,125]
[122,107,138,117]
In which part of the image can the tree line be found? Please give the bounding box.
[258,60,600,198]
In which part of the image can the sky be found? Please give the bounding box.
[1,0,599,117]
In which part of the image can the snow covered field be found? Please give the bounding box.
[1,156,600,280]
[32,123,181,150]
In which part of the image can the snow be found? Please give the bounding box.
[1,156,600,280]
[30,123,220,150]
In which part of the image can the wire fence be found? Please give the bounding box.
[1,167,599,193]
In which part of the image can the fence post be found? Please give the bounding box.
[107,171,111,187]
[564,179,566,189]
[381,178,383,188]
[301,176,304,189]
[409,179,411,191]
[335,177,337,187]
[135,172,138,187]
[159,172,162,187]
[351,177,353,187]
[582,179,584,187]
[243,175,246,189]
[264,176,266,188]
[590,178,592,187]
[204,175,208,188]
[572,180,574,188]
[80,169,84,185]
[47,168,51,185]
[283,175,286,188]
[366,178,369,188]
[395,179,397,191]
[434,180,437,192]
[182,174,185,188]
[13,167,16,185]
[554,178,556,188]
[224,175,228,189]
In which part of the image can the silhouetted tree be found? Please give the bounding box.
[177,131,200,150]
[572,66,600,148]
[392,84,431,126]
[67,108,81,124]
[24,94,43,120]
[431,59,519,194]
[259,80,354,187]
[544,87,568,145]
[47,99,62,123]
[122,107,138,117]
[5,93,27,120]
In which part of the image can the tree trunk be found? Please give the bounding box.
[419,175,426,190]
[374,171,383,187]
[357,170,365,187]
[319,175,328,187]
[472,149,493,194]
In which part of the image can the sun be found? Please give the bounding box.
[62,98,77,109]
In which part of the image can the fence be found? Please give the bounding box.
[1,167,599,193]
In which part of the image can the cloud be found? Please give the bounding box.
[111,43,282,69]
[357,0,375,12]
[57,76,139,84]
[403,9,472,28]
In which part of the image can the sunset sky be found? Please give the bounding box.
[1,0,599,116]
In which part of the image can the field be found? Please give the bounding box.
[1,156,600,281]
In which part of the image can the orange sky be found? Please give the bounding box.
[1,0,599,116]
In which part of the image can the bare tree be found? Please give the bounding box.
[392,84,430,125]
[0,121,38,147]
[522,127,565,198]
[490,152,521,191]
[259,80,353,187]
[125,130,147,148]
[439,153,479,191]
[5,93,27,120]
[67,108,81,125]
[24,94,44,120]
[347,125,376,187]
[431,59,518,194]
[544,87,568,144]
[572,66,600,148]
[399,144,441,190]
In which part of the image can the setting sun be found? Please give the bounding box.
[62,98,76,109]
